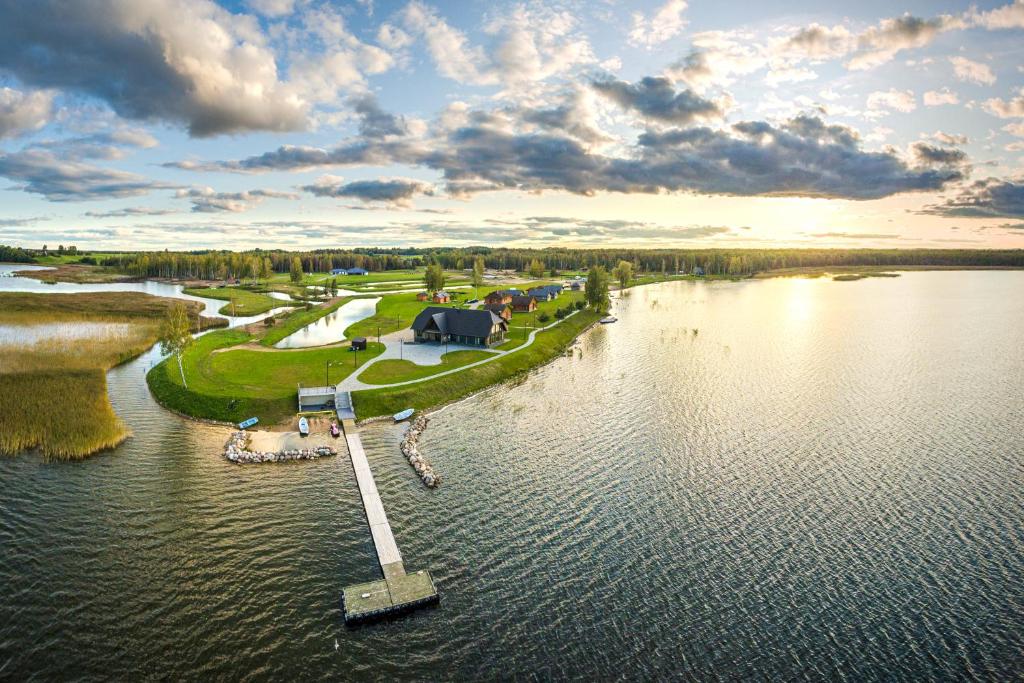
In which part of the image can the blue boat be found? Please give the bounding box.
[393,408,414,422]
[238,417,259,430]
[298,417,310,436]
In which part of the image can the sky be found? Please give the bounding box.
[0,0,1022,251]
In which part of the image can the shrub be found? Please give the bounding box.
[554,307,567,319]
[574,300,585,310]
[537,311,551,323]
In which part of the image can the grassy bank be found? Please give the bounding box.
[0,291,226,329]
[352,310,601,418]
[146,329,384,424]
[17,263,132,283]
[183,286,292,316]
[259,298,347,347]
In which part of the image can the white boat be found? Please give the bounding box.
[600,316,618,324]
[393,408,415,422]
[298,417,310,436]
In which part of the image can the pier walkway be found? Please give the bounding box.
[340,419,437,623]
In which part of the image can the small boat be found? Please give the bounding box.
[393,408,415,422]
[600,316,618,324]
[330,423,341,438]
[238,416,259,430]
[298,417,310,436]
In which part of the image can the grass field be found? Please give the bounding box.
[352,309,600,418]
[183,286,293,315]
[146,329,384,424]
[358,350,494,385]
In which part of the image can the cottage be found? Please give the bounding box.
[432,290,451,304]
[484,290,514,305]
[483,302,513,321]
[411,307,508,347]
[416,291,429,301]
[346,267,369,275]
[570,281,582,291]
[330,268,348,275]
[510,295,537,312]
[527,285,561,301]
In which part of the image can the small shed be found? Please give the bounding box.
[351,337,368,351]
[432,290,451,303]
[416,291,429,301]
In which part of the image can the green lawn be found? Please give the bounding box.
[352,309,601,418]
[342,291,456,339]
[183,286,292,316]
[358,350,495,385]
[146,329,384,424]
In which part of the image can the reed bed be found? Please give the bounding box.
[0,324,159,459]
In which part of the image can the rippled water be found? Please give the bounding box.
[274,297,381,348]
[1,272,1022,680]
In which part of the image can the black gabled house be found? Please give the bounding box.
[411,307,508,347]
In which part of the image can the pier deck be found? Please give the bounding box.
[340,419,437,623]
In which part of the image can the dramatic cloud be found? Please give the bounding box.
[950,56,996,85]
[921,179,1024,219]
[666,32,765,91]
[351,94,408,138]
[0,149,170,201]
[0,0,307,136]
[924,88,960,106]
[176,186,299,212]
[911,142,967,166]
[867,89,917,113]
[0,87,54,139]
[629,0,688,48]
[303,175,434,204]
[592,77,721,125]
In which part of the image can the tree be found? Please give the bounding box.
[471,256,485,294]
[330,278,338,297]
[424,263,445,292]
[289,256,303,284]
[528,258,544,278]
[585,265,610,311]
[260,257,273,284]
[160,302,193,388]
[612,260,633,290]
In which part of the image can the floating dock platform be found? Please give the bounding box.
[340,419,438,623]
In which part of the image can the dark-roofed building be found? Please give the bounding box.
[527,285,561,301]
[484,302,512,321]
[484,290,514,305]
[432,290,451,303]
[346,267,368,275]
[510,295,537,312]
[412,307,508,347]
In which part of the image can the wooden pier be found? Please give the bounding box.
[340,419,438,623]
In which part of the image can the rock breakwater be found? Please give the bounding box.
[399,414,440,488]
[224,431,337,464]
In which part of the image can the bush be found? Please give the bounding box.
[574,300,585,310]
[78,256,97,265]
[554,307,567,319]
[537,311,551,323]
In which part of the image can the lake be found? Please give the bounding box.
[0,272,1021,680]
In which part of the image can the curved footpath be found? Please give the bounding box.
[337,310,581,392]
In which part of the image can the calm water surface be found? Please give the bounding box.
[274,297,382,348]
[1,272,1022,680]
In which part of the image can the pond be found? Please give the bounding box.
[274,297,382,348]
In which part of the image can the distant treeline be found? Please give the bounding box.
[0,245,35,263]
[100,247,1024,280]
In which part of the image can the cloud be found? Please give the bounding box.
[302,175,434,204]
[33,128,159,161]
[84,207,179,218]
[847,15,963,71]
[983,88,1024,118]
[867,89,917,113]
[950,56,996,85]
[0,148,171,201]
[665,32,765,91]
[932,131,969,145]
[629,0,688,48]
[911,142,967,166]
[176,186,299,212]
[970,0,1024,29]
[923,88,960,106]
[246,0,294,17]
[808,231,901,239]
[0,217,48,227]
[921,179,1024,218]
[1004,122,1024,138]
[350,94,408,138]
[776,24,855,61]
[0,0,308,136]
[0,87,54,139]
[592,77,721,125]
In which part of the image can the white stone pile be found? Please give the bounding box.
[399,414,440,488]
[224,431,337,464]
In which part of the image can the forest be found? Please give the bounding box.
[92,247,1024,280]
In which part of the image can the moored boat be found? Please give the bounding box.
[393,408,415,422]
[330,422,340,438]
[238,416,259,430]
[600,316,617,324]
[298,417,310,436]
